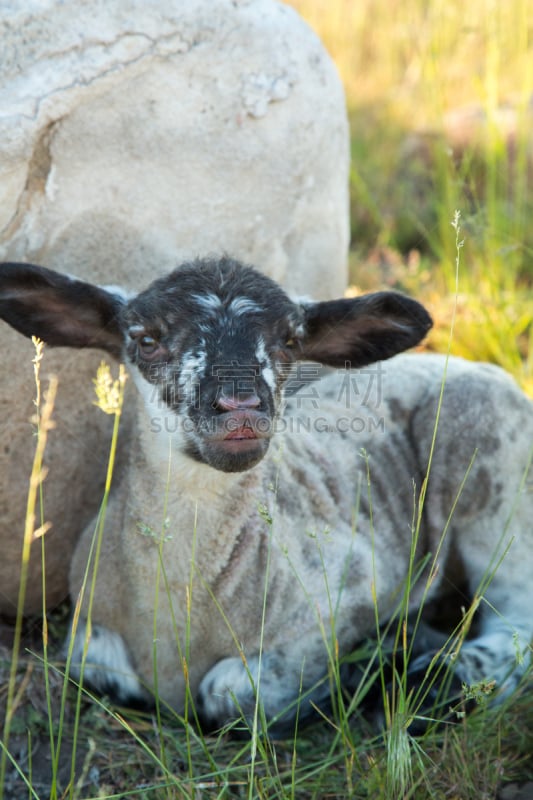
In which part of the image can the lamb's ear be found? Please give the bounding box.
[0,263,125,358]
[297,292,432,368]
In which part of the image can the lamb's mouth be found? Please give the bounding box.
[195,410,272,471]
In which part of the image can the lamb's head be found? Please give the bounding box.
[121,258,303,472]
[0,257,432,473]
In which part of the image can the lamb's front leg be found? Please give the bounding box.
[66,618,150,708]
[196,648,332,736]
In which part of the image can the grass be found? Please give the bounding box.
[2,1,533,798]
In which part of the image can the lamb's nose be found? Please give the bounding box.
[214,392,261,411]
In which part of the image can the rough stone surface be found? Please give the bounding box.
[0,0,350,615]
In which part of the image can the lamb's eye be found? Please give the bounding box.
[138,335,159,355]
[128,327,166,361]
[275,337,297,364]
[131,333,164,361]
[139,336,157,353]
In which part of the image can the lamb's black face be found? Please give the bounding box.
[121,257,304,472]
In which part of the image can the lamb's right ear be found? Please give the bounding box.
[0,263,125,358]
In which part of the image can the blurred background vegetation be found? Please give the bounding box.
[288,0,533,394]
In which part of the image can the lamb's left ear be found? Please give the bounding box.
[297,292,432,368]
[0,263,125,358]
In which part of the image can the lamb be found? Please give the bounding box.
[0,256,531,736]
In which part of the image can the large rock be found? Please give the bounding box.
[0,0,350,615]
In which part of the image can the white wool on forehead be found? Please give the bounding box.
[191,293,264,319]
[191,293,223,313]
[228,297,264,316]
